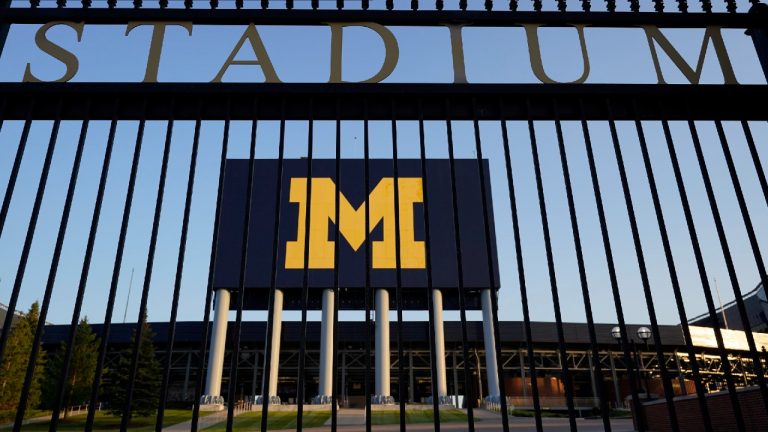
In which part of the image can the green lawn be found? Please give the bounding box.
[371,409,467,425]
[0,409,212,431]
[203,411,330,431]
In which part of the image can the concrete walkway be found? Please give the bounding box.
[267,409,635,432]
[163,408,246,431]
[324,409,366,426]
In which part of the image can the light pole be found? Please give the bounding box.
[610,326,647,399]
[636,327,652,398]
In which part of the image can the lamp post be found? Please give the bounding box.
[636,327,652,398]
[610,326,648,399]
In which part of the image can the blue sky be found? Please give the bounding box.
[0,0,767,336]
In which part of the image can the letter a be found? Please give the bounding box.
[212,24,281,83]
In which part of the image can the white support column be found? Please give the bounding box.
[432,289,448,399]
[481,288,500,400]
[316,288,334,403]
[202,289,230,407]
[374,288,392,403]
[261,289,284,403]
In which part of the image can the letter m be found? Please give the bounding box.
[285,177,425,270]
[643,26,737,84]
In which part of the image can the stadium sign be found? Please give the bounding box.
[213,159,499,292]
[22,21,737,85]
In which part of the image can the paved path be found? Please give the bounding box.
[163,408,246,431]
[324,409,366,426]
[268,409,636,432]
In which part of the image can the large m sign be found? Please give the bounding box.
[285,177,425,270]
[212,159,499,298]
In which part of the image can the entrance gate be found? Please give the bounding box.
[1,1,768,432]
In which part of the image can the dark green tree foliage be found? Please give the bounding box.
[41,318,99,417]
[0,302,46,411]
[104,320,161,419]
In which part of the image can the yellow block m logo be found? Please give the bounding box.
[285,177,425,269]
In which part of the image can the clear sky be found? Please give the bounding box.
[0,0,767,338]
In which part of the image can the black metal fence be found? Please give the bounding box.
[1,1,768,432]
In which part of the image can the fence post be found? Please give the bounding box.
[748,2,768,81]
[0,0,10,59]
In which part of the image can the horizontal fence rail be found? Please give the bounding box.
[1,84,768,121]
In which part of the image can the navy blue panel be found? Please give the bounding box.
[213,159,499,297]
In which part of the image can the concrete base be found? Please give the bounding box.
[199,395,225,407]
[371,395,396,405]
[252,395,281,405]
[312,395,334,405]
[198,403,225,412]
[425,395,459,407]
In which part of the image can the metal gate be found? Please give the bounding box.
[1,1,768,432]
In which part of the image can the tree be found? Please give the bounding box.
[0,302,46,412]
[41,318,99,417]
[103,319,161,419]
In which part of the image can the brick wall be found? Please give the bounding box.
[642,386,767,432]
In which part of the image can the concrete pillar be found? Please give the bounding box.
[481,289,500,398]
[183,351,192,400]
[409,351,415,403]
[609,352,621,407]
[432,289,448,398]
[587,351,599,407]
[317,289,335,402]
[452,351,459,399]
[203,289,230,404]
[375,288,391,400]
[262,289,284,399]
[519,349,527,398]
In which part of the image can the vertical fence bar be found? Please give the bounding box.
[50,103,119,432]
[685,117,768,412]
[578,102,645,431]
[0,0,11,59]
[228,116,258,432]
[191,102,231,432]
[363,103,373,432]
[87,100,148,432]
[295,101,314,432]
[551,99,612,431]
[747,3,768,81]
[0,101,34,253]
[13,100,90,431]
[121,104,176,432]
[526,104,578,430]
[605,100,680,432]
[156,107,203,431]
[657,112,745,431]
[0,99,61,363]
[740,122,768,209]
[261,108,287,432]
[712,119,768,411]
[417,99,441,432]
[499,101,543,432]
[391,99,407,432]
[470,99,510,431]
[630,106,713,431]
[331,98,342,432]
[444,100,475,432]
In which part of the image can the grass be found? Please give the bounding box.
[371,409,467,425]
[0,410,50,424]
[0,409,213,431]
[202,411,330,431]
